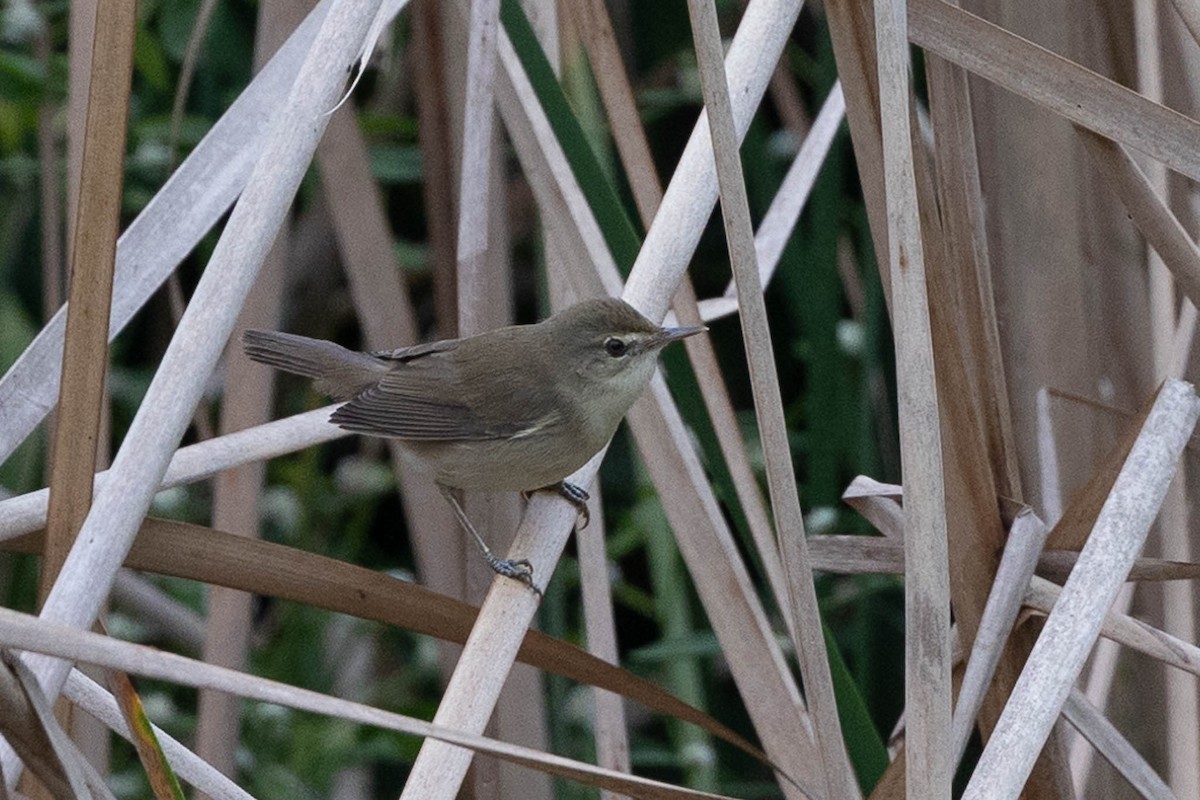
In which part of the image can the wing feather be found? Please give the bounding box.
[330,369,561,440]
[333,329,567,441]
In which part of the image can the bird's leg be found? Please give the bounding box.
[438,484,541,597]
[523,481,590,529]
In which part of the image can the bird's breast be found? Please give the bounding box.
[400,418,599,492]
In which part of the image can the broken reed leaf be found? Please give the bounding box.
[1061,689,1174,799]
[108,668,186,800]
[1025,576,1200,679]
[64,670,255,800]
[840,476,905,539]
[962,380,1200,800]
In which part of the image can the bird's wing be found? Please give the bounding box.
[329,364,562,441]
[371,338,459,363]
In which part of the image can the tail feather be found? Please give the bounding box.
[242,330,387,401]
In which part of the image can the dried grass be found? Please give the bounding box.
[3,0,1200,797]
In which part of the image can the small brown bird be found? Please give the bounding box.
[243,297,704,592]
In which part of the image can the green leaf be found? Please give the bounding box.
[824,623,889,792]
[499,0,642,271]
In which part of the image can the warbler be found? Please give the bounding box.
[243,297,704,592]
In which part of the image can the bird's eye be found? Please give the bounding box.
[604,337,628,357]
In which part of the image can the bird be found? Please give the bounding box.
[242,297,705,593]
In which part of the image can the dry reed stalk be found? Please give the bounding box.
[111,572,206,652]
[168,0,220,166]
[412,0,459,332]
[873,0,952,794]
[194,247,284,784]
[0,660,92,798]
[828,1,1079,792]
[32,10,135,789]
[807,534,1200,582]
[623,384,818,798]
[40,0,135,600]
[923,43,1020,500]
[730,83,846,301]
[492,23,618,288]
[0,407,344,542]
[693,86,846,324]
[1135,9,1200,778]
[807,536,904,573]
[457,7,550,794]
[35,27,64,324]
[920,23,1059,783]
[1168,0,1200,49]
[563,0,658,223]
[964,380,1200,799]
[566,0,797,642]
[950,509,1048,766]
[575,493,633,800]
[193,1,303,779]
[1078,130,1200,310]
[1160,472,1199,795]
[823,0,892,305]
[64,0,96,253]
[454,0,500,332]
[3,6,388,784]
[624,0,806,320]
[685,2,854,797]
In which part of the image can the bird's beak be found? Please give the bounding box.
[650,324,707,348]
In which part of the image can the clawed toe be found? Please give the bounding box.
[487,556,543,598]
[529,481,590,528]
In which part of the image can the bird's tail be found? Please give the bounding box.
[242,330,387,401]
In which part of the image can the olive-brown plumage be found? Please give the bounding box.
[242,297,703,591]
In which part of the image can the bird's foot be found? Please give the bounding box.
[487,555,542,598]
[524,481,590,529]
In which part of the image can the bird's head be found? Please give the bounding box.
[546,297,706,400]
